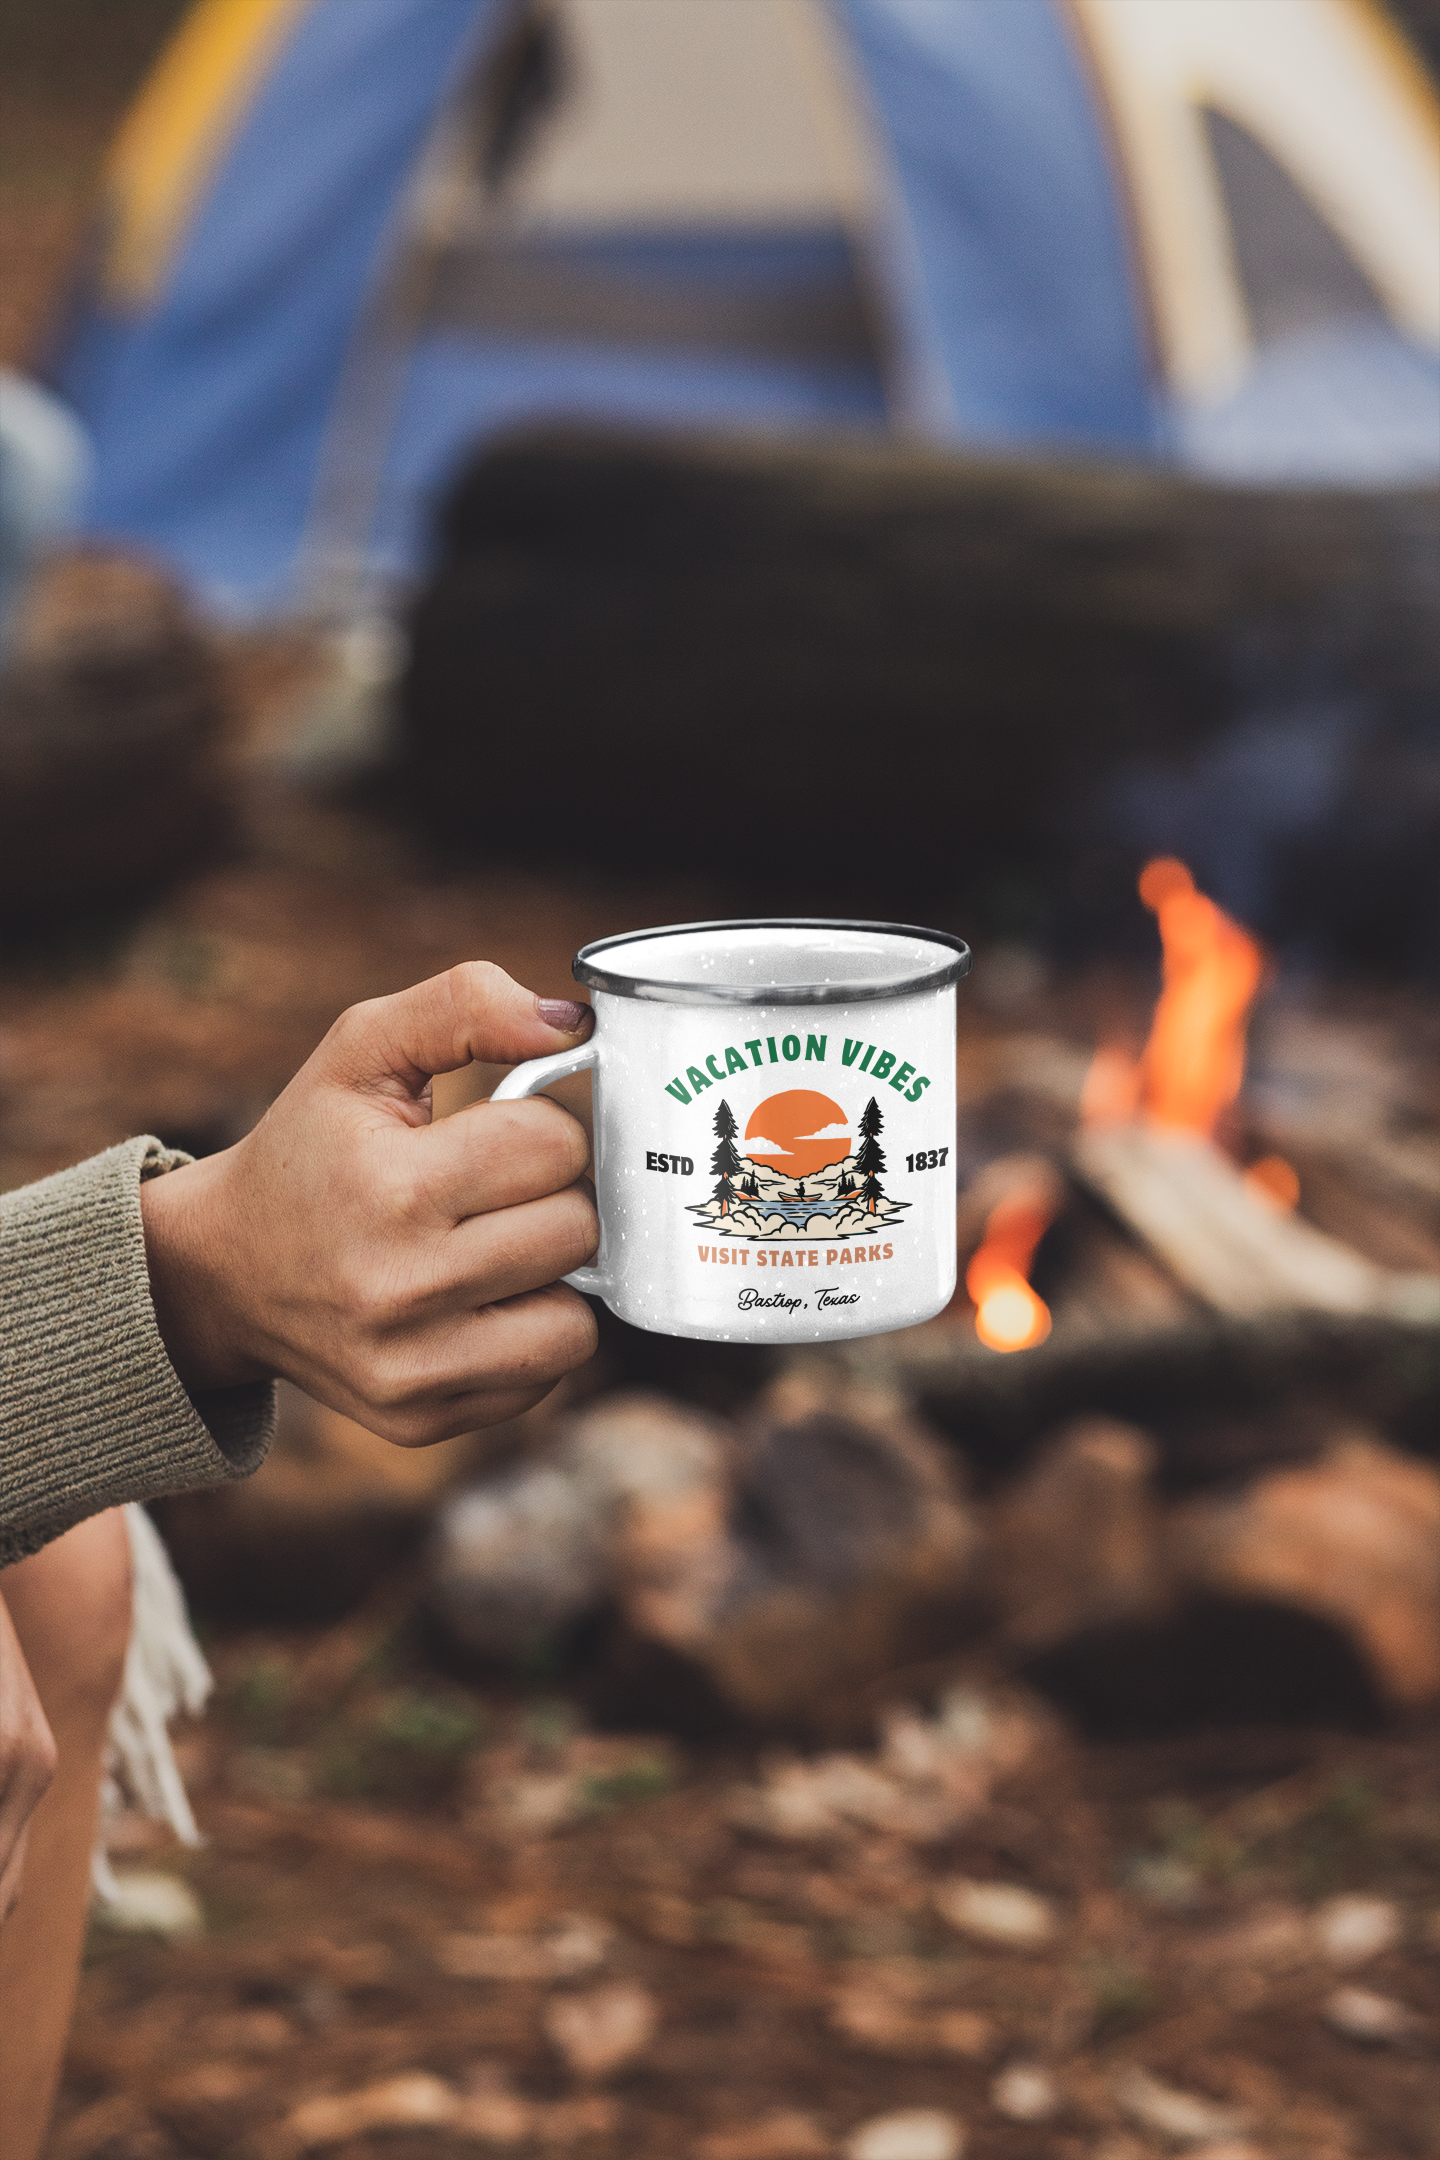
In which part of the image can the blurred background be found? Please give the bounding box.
[2,3,1439,2157]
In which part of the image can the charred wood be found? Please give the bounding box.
[401,427,1439,920]
[875,1309,1440,1481]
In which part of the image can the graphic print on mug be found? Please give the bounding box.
[687,1089,911,1242]
[491,918,970,1345]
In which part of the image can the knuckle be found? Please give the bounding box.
[377,1155,431,1229]
[374,1406,436,1448]
[353,1276,410,1336]
[473,1387,548,1430]
[448,959,508,1014]
[516,1095,590,1174]
[480,1097,590,1192]
[540,1283,600,1368]
[548,1105,592,1180]
[465,1283,599,1390]
[32,1725,59,1792]
[329,995,385,1053]
[564,1189,601,1269]
[537,1103,591,1173]
[357,1353,419,1416]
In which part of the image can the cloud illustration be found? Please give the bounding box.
[744,1135,791,1155]
[795,1121,851,1141]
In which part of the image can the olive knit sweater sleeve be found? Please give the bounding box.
[0,1136,275,1565]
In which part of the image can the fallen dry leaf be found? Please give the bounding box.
[1312,1893,1401,1966]
[435,1912,611,1981]
[1113,2065,1249,2144]
[254,2073,457,2160]
[842,2108,965,2160]
[729,1689,1042,1846]
[545,1981,658,2080]
[1323,1984,1428,2046]
[694,2110,833,2159]
[933,1878,1056,1948]
[831,1986,994,2061]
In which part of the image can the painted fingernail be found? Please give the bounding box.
[537,998,590,1034]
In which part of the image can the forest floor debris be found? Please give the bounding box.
[49,1630,1440,2160]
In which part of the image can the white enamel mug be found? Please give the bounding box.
[492,918,971,1343]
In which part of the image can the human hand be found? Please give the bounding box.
[139,964,600,1443]
[0,1591,57,1927]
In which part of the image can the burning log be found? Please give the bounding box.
[1244,1003,1440,1257]
[1073,1124,1440,1322]
[1073,858,1440,1323]
[871,863,1440,1476]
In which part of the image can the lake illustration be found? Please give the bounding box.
[686,1089,910,1242]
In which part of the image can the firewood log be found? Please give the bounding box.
[1072,1125,1440,1322]
[865,1306,1440,1476]
[400,426,1439,922]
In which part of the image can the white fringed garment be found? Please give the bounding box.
[93,1503,212,1897]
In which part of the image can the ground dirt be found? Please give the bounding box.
[52,1621,1440,2160]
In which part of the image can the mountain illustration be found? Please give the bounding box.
[687,1092,908,1241]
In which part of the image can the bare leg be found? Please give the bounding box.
[0,1511,132,2160]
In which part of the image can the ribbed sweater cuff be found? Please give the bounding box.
[0,1136,275,1564]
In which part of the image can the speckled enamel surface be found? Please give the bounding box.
[497,969,959,1345]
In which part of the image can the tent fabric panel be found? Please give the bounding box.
[1176,317,1440,484]
[102,0,311,308]
[58,0,497,613]
[425,226,880,365]
[838,0,1158,451]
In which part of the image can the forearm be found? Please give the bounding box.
[138,1143,271,1393]
[0,1138,275,1565]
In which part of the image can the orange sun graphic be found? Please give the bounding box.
[744,1091,852,1180]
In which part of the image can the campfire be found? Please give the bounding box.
[945,858,1440,1372]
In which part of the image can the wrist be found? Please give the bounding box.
[140,1149,268,1393]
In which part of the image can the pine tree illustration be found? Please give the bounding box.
[855,1095,887,1213]
[710,1098,743,1216]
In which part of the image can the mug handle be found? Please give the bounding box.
[489,1040,607,1298]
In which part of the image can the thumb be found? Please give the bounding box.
[321,962,592,1099]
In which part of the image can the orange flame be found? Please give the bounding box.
[966,1192,1054,1352]
[1136,858,1265,1136]
[1083,859,1266,1140]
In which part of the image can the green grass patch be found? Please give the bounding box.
[317,1689,485,1804]
[580,1755,673,1812]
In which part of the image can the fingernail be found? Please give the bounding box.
[537,998,590,1034]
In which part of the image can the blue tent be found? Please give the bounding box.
[52,0,1440,618]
